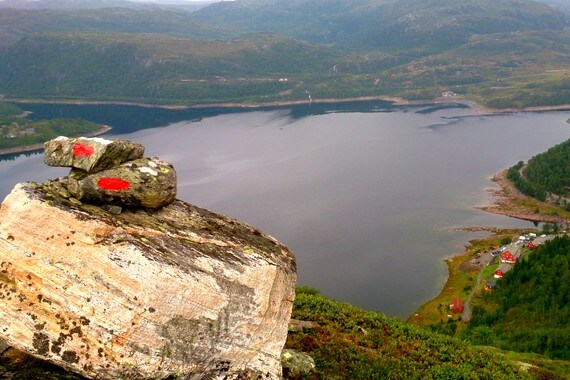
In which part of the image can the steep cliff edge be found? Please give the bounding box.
[0,139,296,379]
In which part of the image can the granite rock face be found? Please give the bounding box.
[0,139,296,379]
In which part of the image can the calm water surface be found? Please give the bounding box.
[1,102,569,318]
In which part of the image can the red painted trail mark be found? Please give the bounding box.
[98,177,131,191]
[73,142,95,157]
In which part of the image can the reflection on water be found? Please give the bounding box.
[1,102,569,318]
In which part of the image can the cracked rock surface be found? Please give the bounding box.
[0,181,296,379]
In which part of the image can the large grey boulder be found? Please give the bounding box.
[66,157,177,210]
[0,182,297,379]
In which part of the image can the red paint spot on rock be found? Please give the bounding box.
[73,143,95,158]
[98,178,131,191]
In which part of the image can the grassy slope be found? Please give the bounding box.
[286,287,567,379]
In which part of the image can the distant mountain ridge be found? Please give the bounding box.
[190,0,569,52]
[0,0,215,11]
[0,0,568,108]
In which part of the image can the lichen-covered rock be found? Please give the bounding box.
[44,136,144,173]
[66,157,177,209]
[281,349,316,378]
[0,182,296,379]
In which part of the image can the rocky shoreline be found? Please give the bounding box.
[478,169,570,224]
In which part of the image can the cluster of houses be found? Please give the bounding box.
[1,124,36,139]
[450,233,543,314]
[484,234,539,291]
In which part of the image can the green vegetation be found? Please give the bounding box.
[524,139,570,196]
[0,103,102,151]
[507,161,547,202]
[463,236,570,360]
[506,139,570,212]
[286,287,566,379]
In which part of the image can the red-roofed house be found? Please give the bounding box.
[449,298,463,314]
[493,269,505,278]
[501,251,516,264]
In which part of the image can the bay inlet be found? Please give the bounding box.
[1,101,569,318]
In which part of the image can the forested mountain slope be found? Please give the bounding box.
[0,33,347,103]
[524,139,570,196]
[0,0,567,107]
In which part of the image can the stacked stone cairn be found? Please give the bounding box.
[44,136,176,211]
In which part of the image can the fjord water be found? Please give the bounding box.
[1,102,569,318]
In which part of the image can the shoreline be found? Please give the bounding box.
[478,169,570,224]
[0,125,112,157]
[4,96,414,110]
[410,168,570,323]
[5,96,570,114]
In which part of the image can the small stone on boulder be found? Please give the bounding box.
[66,157,176,209]
[44,136,144,173]
[281,349,316,378]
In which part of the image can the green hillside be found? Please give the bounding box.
[464,236,570,361]
[0,0,567,108]
[505,138,570,206]
[0,33,350,104]
[524,139,570,196]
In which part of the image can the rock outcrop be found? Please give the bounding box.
[0,137,296,379]
[44,136,176,210]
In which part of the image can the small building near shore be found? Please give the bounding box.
[484,280,497,291]
[501,251,516,264]
[493,269,505,279]
[449,298,464,314]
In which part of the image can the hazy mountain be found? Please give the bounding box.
[1,0,566,52]
[538,0,570,14]
[0,7,224,46]
[0,0,216,12]
[191,0,569,52]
